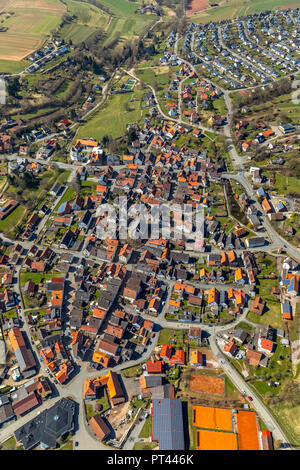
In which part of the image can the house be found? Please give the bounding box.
[8,328,36,376]
[207,287,219,307]
[235,268,245,285]
[245,237,266,248]
[191,350,204,366]
[246,349,264,367]
[0,200,19,220]
[258,337,275,355]
[188,328,202,341]
[146,360,163,374]
[89,415,110,441]
[49,182,62,197]
[261,198,273,213]
[160,344,173,360]
[83,371,125,406]
[224,341,237,357]
[281,302,292,320]
[119,244,133,264]
[0,403,15,425]
[169,349,185,366]
[233,328,248,344]
[261,430,273,450]
[251,296,266,316]
[123,277,142,302]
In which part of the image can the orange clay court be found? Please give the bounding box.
[236,410,260,450]
[196,429,238,450]
[192,405,233,431]
[189,373,225,395]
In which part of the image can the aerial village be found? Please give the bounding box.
[0,5,299,452]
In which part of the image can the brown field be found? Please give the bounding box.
[9,0,64,14]
[187,0,209,15]
[0,33,44,61]
[0,0,65,62]
[189,373,225,396]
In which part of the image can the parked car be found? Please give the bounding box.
[248,396,253,401]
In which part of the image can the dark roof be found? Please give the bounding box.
[0,403,15,423]
[152,398,185,450]
[14,398,75,450]
[144,375,163,388]
[15,346,36,372]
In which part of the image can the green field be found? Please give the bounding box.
[59,0,110,44]
[189,0,299,23]
[265,172,300,197]
[0,204,26,233]
[100,0,156,46]
[76,83,147,141]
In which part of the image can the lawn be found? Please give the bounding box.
[268,173,300,197]
[59,442,73,450]
[95,388,110,414]
[271,402,300,448]
[54,187,76,211]
[136,68,170,88]
[247,302,282,329]
[20,271,61,287]
[133,442,158,450]
[139,416,152,439]
[122,364,143,378]
[1,436,23,450]
[157,329,185,347]
[76,84,146,141]
[236,322,254,332]
[0,204,26,233]
[252,380,280,396]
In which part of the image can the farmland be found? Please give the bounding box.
[58,0,110,44]
[0,0,66,71]
[100,0,157,47]
[188,0,299,23]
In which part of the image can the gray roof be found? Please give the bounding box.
[152,398,185,450]
[15,346,36,372]
[144,375,163,388]
[0,403,15,424]
[14,398,75,450]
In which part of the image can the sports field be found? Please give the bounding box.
[189,373,225,396]
[236,410,260,450]
[189,0,298,22]
[0,0,65,69]
[192,405,233,431]
[196,429,238,450]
